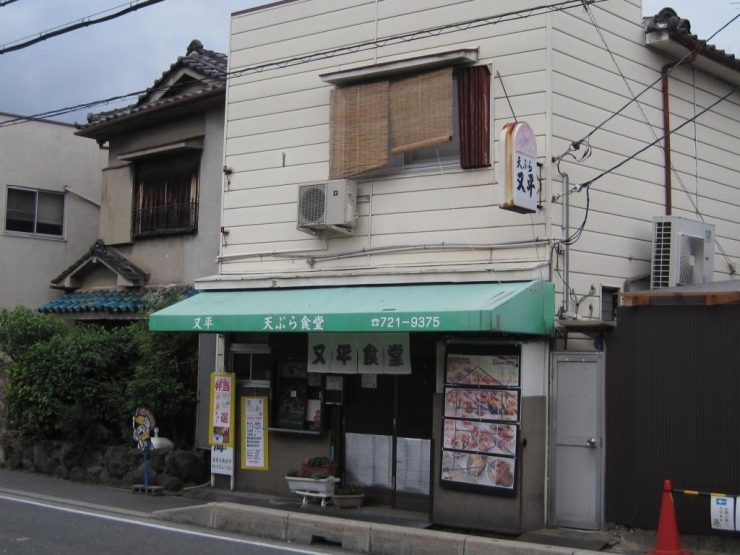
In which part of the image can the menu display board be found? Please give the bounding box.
[242,397,268,470]
[441,349,520,496]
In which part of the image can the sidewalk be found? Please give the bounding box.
[1,468,737,555]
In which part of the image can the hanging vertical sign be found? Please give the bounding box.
[357,333,383,373]
[209,373,235,447]
[330,333,358,374]
[382,333,411,375]
[308,333,333,373]
[242,397,269,470]
[499,121,539,214]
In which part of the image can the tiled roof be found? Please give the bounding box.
[38,287,198,315]
[644,8,739,65]
[79,40,227,130]
[52,239,149,286]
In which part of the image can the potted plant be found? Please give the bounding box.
[301,456,338,476]
[284,469,337,495]
[333,484,365,508]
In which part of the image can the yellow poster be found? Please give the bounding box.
[208,373,235,447]
[241,396,269,471]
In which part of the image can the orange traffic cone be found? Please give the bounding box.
[647,480,691,555]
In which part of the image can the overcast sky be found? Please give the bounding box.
[0,0,738,126]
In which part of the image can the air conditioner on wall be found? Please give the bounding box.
[297,180,357,236]
[650,216,715,288]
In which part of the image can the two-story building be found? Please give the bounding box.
[0,113,106,310]
[42,40,227,448]
[150,1,740,535]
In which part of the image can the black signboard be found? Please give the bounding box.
[275,378,308,430]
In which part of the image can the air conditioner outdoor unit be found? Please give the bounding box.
[650,216,715,288]
[297,180,357,235]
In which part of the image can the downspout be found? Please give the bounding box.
[661,54,697,215]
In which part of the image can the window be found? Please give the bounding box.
[601,286,620,321]
[5,186,65,237]
[328,65,490,180]
[230,344,271,388]
[132,151,200,238]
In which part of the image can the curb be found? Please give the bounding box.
[153,502,604,555]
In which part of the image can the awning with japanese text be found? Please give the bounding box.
[148,281,554,336]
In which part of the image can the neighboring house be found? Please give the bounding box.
[42,40,227,446]
[149,1,740,536]
[0,113,106,310]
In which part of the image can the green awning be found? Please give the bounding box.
[149,280,554,335]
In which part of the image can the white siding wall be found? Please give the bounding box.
[223,0,550,283]
[551,0,740,319]
[222,0,740,316]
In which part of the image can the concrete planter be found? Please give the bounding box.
[333,493,364,508]
[285,475,336,494]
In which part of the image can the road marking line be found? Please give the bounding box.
[0,494,327,554]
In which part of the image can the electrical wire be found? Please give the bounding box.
[567,82,740,196]
[0,0,602,128]
[581,5,736,272]
[0,0,167,55]
[555,10,740,161]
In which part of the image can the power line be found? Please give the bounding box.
[556,10,740,161]
[0,0,167,55]
[568,82,740,195]
[580,4,736,271]
[0,0,601,128]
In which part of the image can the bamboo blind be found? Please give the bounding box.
[329,81,389,179]
[389,67,453,155]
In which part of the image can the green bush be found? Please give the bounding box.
[0,302,197,446]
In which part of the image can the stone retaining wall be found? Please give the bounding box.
[0,438,208,492]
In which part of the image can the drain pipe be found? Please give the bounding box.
[662,55,696,215]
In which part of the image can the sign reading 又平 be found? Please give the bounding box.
[499,121,539,214]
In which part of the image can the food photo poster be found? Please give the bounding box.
[441,351,521,496]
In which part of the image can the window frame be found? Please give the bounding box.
[230,343,272,389]
[4,185,66,239]
[131,150,201,239]
[327,63,490,181]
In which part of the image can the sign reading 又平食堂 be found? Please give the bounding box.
[242,397,268,470]
[499,121,539,214]
[209,373,235,448]
[307,333,411,374]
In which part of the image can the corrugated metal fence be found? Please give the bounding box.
[605,304,740,534]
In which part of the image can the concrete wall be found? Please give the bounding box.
[0,113,106,310]
[99,107,224,286]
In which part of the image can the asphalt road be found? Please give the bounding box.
[0,470,347,555]
[0,494,348,554]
